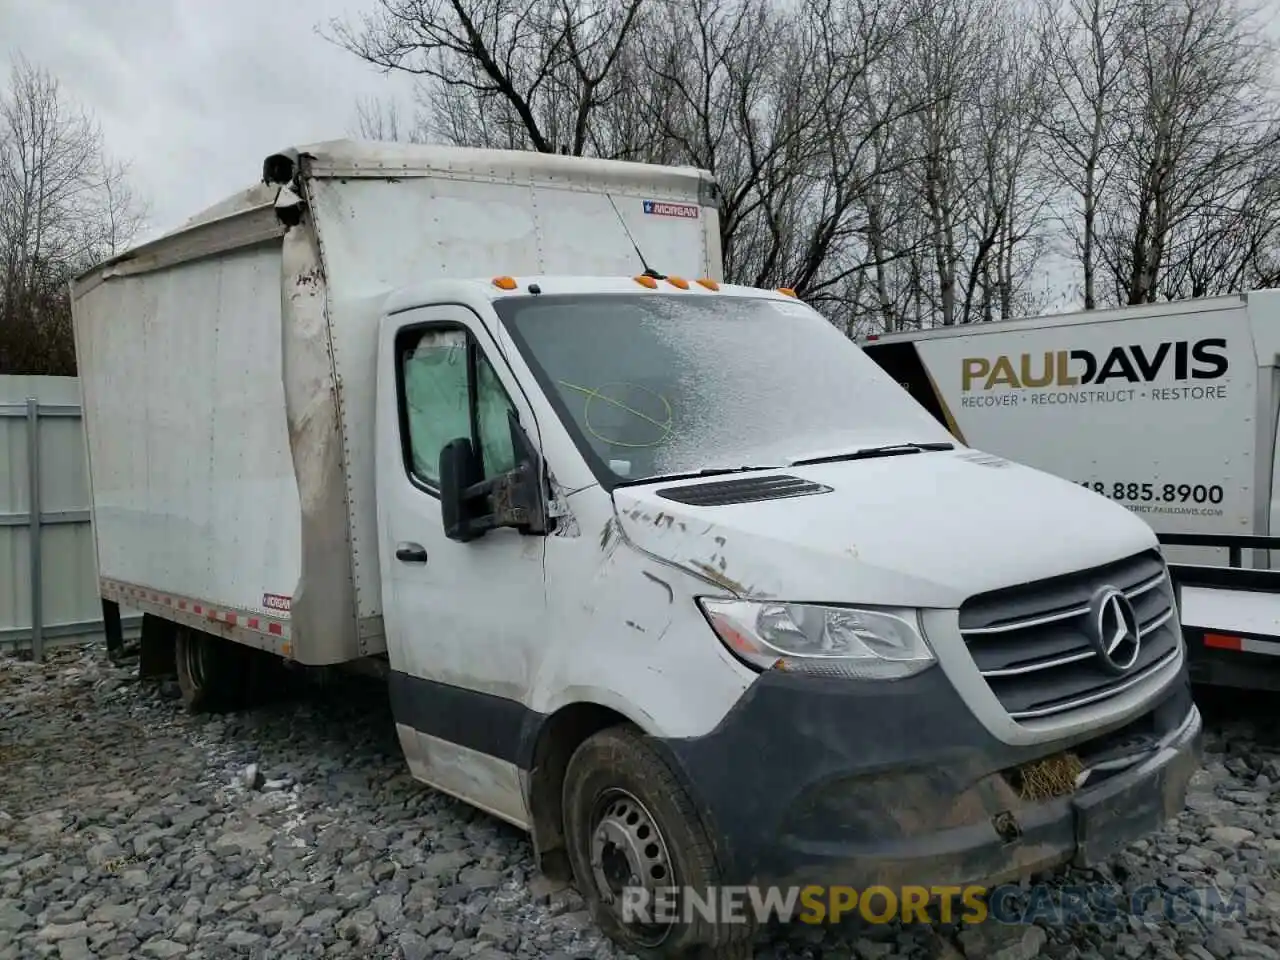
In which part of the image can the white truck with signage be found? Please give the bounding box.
[861,290,1280,692]
[70,141,1201,958]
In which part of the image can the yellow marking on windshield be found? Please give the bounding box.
[557,380,674,448]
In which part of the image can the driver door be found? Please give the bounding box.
[379,303,548,828]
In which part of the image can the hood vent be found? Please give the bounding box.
[656,474,833,507]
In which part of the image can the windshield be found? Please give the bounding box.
[493,293,953,486]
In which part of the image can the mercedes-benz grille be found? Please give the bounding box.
[958,550,1180,722]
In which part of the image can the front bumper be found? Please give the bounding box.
[661,662,1202,890]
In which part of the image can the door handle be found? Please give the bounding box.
[396,542,428,564]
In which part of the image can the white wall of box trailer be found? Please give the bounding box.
[860,290,1280,569]
[860,289,1280,687]
[70,141,721,666]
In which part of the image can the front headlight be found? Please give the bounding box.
[698,598,936,680]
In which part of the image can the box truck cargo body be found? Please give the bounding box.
[860,290,1280,690]
[71,141,722,668]
[70,142,1200,959]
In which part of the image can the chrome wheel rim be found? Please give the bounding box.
[182,632,206,690]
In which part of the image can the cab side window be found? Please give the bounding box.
[400,327,520,490]
[475,353,517,477]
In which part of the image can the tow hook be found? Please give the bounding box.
[992,810,1022,844]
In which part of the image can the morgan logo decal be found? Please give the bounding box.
[262,593,292,613]
[643,200,699,219]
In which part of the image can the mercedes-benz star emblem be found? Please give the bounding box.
[1087,586,1142,675]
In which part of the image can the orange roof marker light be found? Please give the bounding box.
[666,276,690,290]
[777,287,797,297]
[696,278,720,291]
[634,275,658,289]
[492,276,518,290]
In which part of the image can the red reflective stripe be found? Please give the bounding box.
[102,582,289,639]
[1204,632,1243,651]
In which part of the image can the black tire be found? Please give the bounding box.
[562,725,756,959]
[174,627,250,712]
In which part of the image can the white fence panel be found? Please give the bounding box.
[0,375,140,658]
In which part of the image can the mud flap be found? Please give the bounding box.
[1070,740,1200,867]
[103,599,125,663]
[138,613,178,679]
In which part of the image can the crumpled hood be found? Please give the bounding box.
[611,448,1159,609]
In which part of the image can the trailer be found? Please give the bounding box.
[1156,532,1280,690]
[860,289,1280,689]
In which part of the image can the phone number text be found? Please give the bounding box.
[1076,480,1224,505]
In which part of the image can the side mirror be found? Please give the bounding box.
[439,437,484,542]
[438,414,551,542]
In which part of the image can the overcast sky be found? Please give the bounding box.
[3,0,416,243]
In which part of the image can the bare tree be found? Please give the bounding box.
[324,0,645,155]
[778,0,924,306]
[326,0,1280,332]
[883,0,1053,327]
[636,0,833,288]
[1041,0,1280,307]
[1159,152,1280,296]
[0,54,146,375]
[351,95,429,142]
[1037,0,1134,309]
[897,0,978,325]
[326,0,931,313]
[626,0,936,325]
[968,14,1056,322]
[1100,0,1280,303]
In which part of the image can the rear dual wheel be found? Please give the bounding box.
[562,726,756,959]
[175,627,268,712]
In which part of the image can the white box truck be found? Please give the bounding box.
[71,141,1201,958]
[860,290,1280,693]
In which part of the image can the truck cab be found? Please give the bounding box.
[372,274,1202,957]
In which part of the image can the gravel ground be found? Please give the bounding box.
[1,644,1278,960]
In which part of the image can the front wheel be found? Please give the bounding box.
[562,726,755,959]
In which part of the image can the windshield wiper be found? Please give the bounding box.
[789,442,954,467]
[611,465,782,487]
